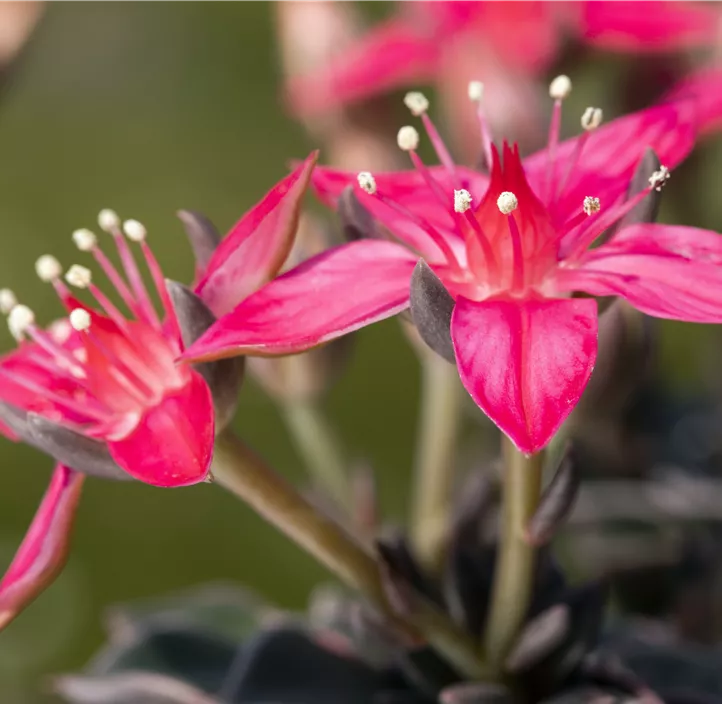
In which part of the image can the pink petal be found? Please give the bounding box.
[182,240,417,362]
[0,464,84,631]
[666,68,722,136]
[107,370,214,487]
[555,224,722,324]
[581,1,718,52]
[285,15,440,116]
[451,296,598,454]
[523,100,698,223]
[196,152,318,317]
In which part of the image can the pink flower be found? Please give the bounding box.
[182,87,722,455]
[0,152,317,627]
[285,1,718,118]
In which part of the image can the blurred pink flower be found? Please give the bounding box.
[183,91,722,454]
[0,152,317,628]
[287,0,720,115]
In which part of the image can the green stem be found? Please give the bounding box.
[282,397,351,513]
[410,354,464,571]
[483,438,544,669]
[211,429,489,680]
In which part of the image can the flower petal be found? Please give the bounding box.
[284,15,439,116]
[182,240,417,362]
[451,296,597,454]
[666,68,722,136]
[581,1,718,52]
[107,370,214,487]
[556,224,722,324]
[0,464,84,631]
[523,100,698,224]
[196,152,318,317]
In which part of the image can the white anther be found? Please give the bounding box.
[0,289,17,315]
[549,75,572,100]
[8,304,34,340]
[123,219,147,242]
[98,209,120,232]
[497,191,519,215]
[454,189,472,213]
[357,171,377,195]
[397,126,420,151]
[72,228,97,251]
[65,264,92,289]
[468,81,484,103]
[69,308,91,332]
[581,107,603,131]
[49,319,72,344]
[583,196,601,215]
[649,165,670,192]
[403,91,429,116]
[35,255,62,282]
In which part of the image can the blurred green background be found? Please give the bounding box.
[1,3,722,701]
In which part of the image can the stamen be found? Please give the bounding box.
[65,265,92,289]
[454,189,472,213]
[72,228,97,251]
[649,165,670,191]
[397,126,420,152]
[69,308,91,332]
[549,75,572,100]
[8,304,34,341]
[403,91,429,116]
[123,219,147,242]
[0,289,17,315]
[98,209,160,328]
[581,107,603,131]
[66,262,131,333]
[469,80,493,171]
[357,172,377,195]
[35,255,62,282]
[583,196,601,215]
[505,213,525,293]
[497,192,519,215]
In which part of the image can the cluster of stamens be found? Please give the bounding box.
[0,209,181,426]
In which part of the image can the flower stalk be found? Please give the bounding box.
[282,396,351,513]
[483,438,544,670]
[211,428,488,680]
[410,352,464,571]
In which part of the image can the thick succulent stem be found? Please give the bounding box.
[211,429,489,680]
[282,397,352,513]
[483,438,544,670]
[410,354,464,571]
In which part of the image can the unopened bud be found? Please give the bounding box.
[549,75,571,100]
[35,255,62,282]
[357,171,377,195]
[403,91,429,116]
[497,191,518,215]
[397,126,419,151]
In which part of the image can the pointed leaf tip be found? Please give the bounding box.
[166,280,243,431]
[410,260,456,363]
[176,210,221,276]
[505,604,571,674]
[524,446,579,546]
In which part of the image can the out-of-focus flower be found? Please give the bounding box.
[285,1,718,149]
[0,152,317,629]
[183,86,722,454]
